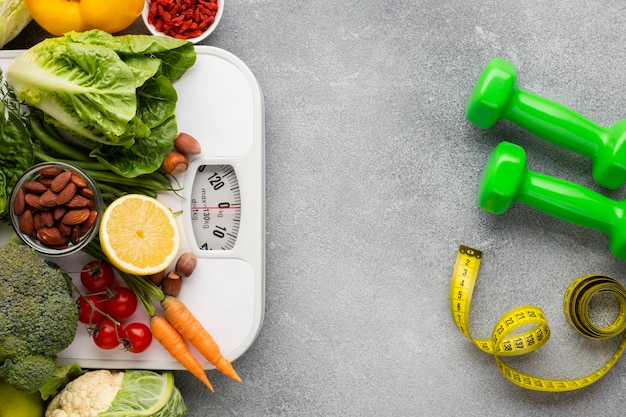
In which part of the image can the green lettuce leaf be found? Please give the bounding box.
[64,30,197,81]
[38,363,85,401]
[89,75,179,177]
[91,115,178,178]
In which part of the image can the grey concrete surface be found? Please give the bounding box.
[9,1,626,415]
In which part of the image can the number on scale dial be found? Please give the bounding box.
[190,165,241,250]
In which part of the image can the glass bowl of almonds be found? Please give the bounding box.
[9,162,103,257]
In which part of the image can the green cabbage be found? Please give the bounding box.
[100,371,187,417]
[5,30,196,178]
[0,0,32,48]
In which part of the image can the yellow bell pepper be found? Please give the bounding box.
[79,0,144,34]
[24,0,143,36]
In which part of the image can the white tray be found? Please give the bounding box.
[0,45,265,370]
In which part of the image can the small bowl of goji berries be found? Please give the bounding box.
[142,0,223,43]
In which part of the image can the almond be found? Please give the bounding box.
[62,208,91,225]
[38,177,54,187]
[24,193,43,210]
[66,195,90,208]
[50,171,72,193]
[70,225,82,245]
[37,227,67,247]
[53,206,67,221]
[41,210,55,228]
[23,181,47,194]
[57,182,77,205]
[18,209,33,235]
[70,172,88,188]
[59,222,72,237]
[33,213,43,231]
[13,189,25,216]
[38,166,64,178]
[80,209,98,234]
[38,190,58,207]
[80,187,95,199]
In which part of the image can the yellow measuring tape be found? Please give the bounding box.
[450,244,626,391]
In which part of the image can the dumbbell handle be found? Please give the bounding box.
[505,89,606,159]
[467,58,626,189]
[516,170,614,233]
[479,142,626,260]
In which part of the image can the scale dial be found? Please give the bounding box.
[190,164,241,250]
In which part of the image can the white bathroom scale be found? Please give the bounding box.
[0,45,265,371]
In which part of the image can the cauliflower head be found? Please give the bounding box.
[46,370,187,417]
[46,370,124,417]
[0,244,79,391]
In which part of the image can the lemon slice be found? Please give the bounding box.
[99,194,180,275]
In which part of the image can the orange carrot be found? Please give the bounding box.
[161,295,242,383]
[150,315,215,392]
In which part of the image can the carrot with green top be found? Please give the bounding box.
[84,242,238,390]
[161,295,242,383]
[150,315,215,392]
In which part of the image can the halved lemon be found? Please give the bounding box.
[99,194,180,275]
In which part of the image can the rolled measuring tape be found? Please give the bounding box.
[450,244,626,392]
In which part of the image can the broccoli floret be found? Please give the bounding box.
[0,244,78,392]
[1,355,57,392]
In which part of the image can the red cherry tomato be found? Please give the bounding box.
[123,322,153,353]
[80,260,115,292]
[107,287,138,321]
[93,319,123,350]
[76,294,108,324]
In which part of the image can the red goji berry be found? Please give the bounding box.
[149,0,218,39]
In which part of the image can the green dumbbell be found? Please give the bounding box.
[467,58,626,190]
[479,141,626,260]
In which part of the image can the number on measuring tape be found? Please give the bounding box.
[449,244,626,392]
[450,245,481,338]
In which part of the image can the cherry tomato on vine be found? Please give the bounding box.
[123,322,153,353]
[76,294,108,324]
[93,319,123,350]
[80,260,115,292]
[107,287,138,321]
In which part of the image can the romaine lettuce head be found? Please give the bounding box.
[100,370,187,417]
[5,30,197,178]
[0,0,32,48]
[6,36,139,147]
